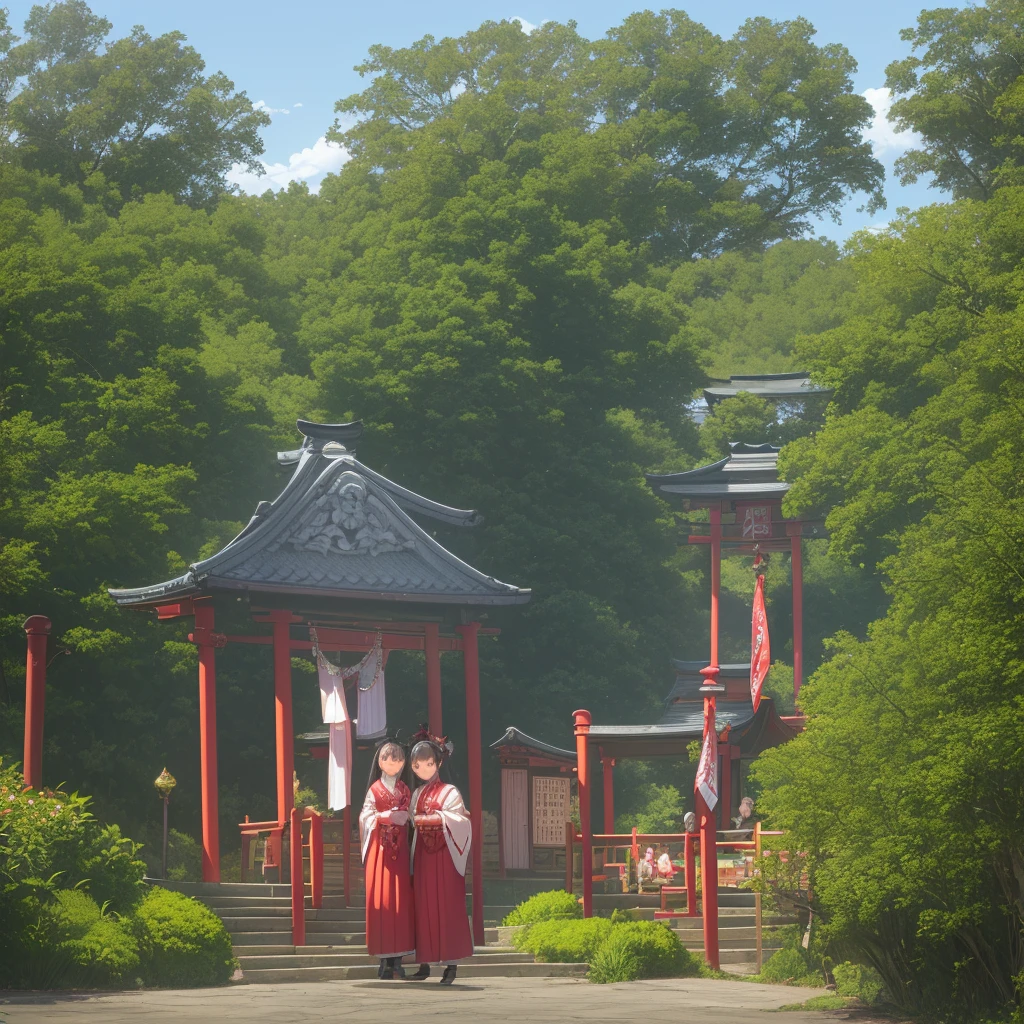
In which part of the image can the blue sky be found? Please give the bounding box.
[5,0,950,241]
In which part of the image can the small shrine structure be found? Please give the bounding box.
[647,441,824,697]
[489,727,576,875]
[107,419,530,943]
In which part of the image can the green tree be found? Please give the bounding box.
[887,0,1024,199]
[755,190,1024,1019]
[1,1,269,205]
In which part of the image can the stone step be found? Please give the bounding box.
[671,917,796,932]
[236,950,531,971]
[235,961,587,984]
[213,906,292,918]
[303,908,365,922]
[204,896,294,909]
[688,948,782,965]
[218,916,292,932]
[231,930,367,945]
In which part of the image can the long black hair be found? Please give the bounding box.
[365,737,412,794]
[409,736,456,785]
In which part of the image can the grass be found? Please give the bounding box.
[776,994,858,1011]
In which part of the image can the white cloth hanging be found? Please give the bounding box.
[316,650,352,812]
[354,640,387,739]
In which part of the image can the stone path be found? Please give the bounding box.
[0,976,841,1023]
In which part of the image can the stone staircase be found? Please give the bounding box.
[152,881,587,984]
[592,889,794,972]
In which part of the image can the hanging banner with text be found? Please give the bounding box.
[750,573,771,712]
[695,718,719,811]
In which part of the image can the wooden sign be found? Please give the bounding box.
[741,505,772,539]
[532,776,571,846]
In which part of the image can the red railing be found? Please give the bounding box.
[564,821,784,912]
[238,808,325,945]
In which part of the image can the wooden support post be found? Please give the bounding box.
[790,528,804,700]
[457,622,485,947]
[573,709,593,918]
[22,616,51,791]
[565,820,574,894]
[601,756,615,835]
[685,832,697,916]
[290,807,305,946]
[425,622,442,737]
[270,610,295,826]
[310,812,324,910]
[343,804,352,908]
[755,891,763,973]
[194,601,220,882]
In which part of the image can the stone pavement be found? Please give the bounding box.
[0,976,840,1023]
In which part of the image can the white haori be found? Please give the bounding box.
[410,782,472,877]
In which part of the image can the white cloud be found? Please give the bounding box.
[227,136,350,195]
[510,15,538,33]
[862,87,918,158]
[293,102,303,108]
[253,99,290,116]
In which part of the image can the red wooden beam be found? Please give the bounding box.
[221,633,469,652]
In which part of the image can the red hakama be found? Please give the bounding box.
[412,779,474,964]
[360,778,415,959]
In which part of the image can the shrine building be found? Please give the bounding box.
[107,419,530,943]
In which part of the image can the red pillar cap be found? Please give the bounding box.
[23,615,52,635]
[573,709,592,730]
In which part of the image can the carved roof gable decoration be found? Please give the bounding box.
[280,469,416,557]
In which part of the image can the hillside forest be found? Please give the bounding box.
[2,1,1024,1018]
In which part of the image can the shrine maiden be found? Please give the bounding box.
[406,736,473,985]
[359,739,415,979]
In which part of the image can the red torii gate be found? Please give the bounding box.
[104,420,531,945]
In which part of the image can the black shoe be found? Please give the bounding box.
[380,965,395,980]
[440,965,457,985]
[408,963,430,980]
[393,959,407,980]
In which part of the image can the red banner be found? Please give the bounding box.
[695,711,719,811]
[750,573,770,711]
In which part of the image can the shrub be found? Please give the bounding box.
[833,961,884,1004]
[0,888,143,989]
[760,946,816,984]
[514,917,613,963]
[0,759,145,913]
[502,888,582,926]
[589,921,700,984]
[136,887,236,987]
[63,916,142,988]
[137,826,203,882]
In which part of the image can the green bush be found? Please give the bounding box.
[137,826,203,882]
[833,961,884,1004]
[514,917,613,963]
[0,759,145,913]
[588,921,700,984]
[760,946,816,984]
[502,888,582,926]
[0,888,142,989]
[63,916,142,988]
[136,887,236,987]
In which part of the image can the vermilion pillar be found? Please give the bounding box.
[698,506,722,970]
[573,709,593,918]
[457,622,485,946]
[601,756,615,834]
[22,615,52,791]
[290,805,306,946]
[789,525,804,699]
[270,610,295,826]
[425,622,443,737]
[194,601,220,881]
